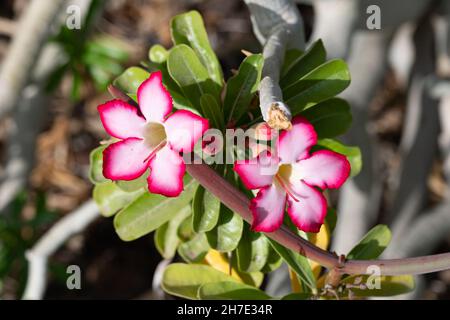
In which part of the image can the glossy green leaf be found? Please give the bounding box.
[168,44,219,110]
[85,35,129,62]
[206,205,243,252]
[268,239,316,291]
[149,44,169,64]
[316,139,362,177]
[155,206,191,259]
[93,181,144,218]
[224,54,263,123]
[325,207,337,233]
[283,59,351,115]
[113,179,197,241]
[171,11,223,88]
[347,225,391,260]
[281,49,303,77]
[116,174,147,192]
[341,275,415,297]
[238,271,264,288]
[178,233,210,263]
[113,66,149,96]
[192,185,221,233]
[89,145,107,184]
[260,245,283,273]
[236,227,269,272]
[301,98,352,139]
[200,93,225,129]
[281,293,312,300]
[281,39,326,86]
[198,281,271,300]
[162,263,238,299]
[177,215,194,242]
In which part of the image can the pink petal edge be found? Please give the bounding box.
[250,184,287,233]
[102,138,151,181]
[147,146,186,197]
[137,71,173,122]
[98,99,146,139]
[286,181,328,233]
[276,116,318,164]
[164,110,209,153]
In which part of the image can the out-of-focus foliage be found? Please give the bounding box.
[47,0,128,100]
[0,193,57,295]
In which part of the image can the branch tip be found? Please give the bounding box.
[267,103,292,130]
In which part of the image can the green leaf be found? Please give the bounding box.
[316,139,362,177]
[192,185,221,233]
[325,207,337,233]
[341,275,415,297]
[238,271,264,288]
[155,206,191,259]
[149,44,169,64]
[347,225,391,260]
[162,263,237,299]
[224,54,264,123]
[178,233,210,263]
[113,66,149,96]
[283,59,351,115]
[198,281,271,300]
[200,93,225,129]
[281,39,326,86]
[206,205,243,252]
[113,178,198,241]
[300,98,352,139]
[177,215,194,242]
[236,227,269,272]
[89,145,107,184]
[168,44,220,110]
[268,239,316,291]
[93,182,144,217]
[85,35,129,62]
[260,245,283,273]
[116,174,147,192]
[171,11,223,88]
[281,293,312,300]
[281,49,303,77]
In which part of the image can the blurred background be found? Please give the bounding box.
[0,0,449,300]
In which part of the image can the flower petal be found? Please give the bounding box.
[276,116,317,164]
[98,100,146,139]
[147,146,185,197]
[234,151,279,190]
[103,138,151,180]
[250,183,286,232]
[294,150,351,189]
[164,110,209,153]
[286,181,327,233]
[137,71,173,122]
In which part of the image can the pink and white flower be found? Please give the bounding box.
[234,116,350,233]
[98,71,209,197]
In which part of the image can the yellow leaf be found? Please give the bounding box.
[288,268,302,293]
[203,249,243,282]
[308,222,330,279]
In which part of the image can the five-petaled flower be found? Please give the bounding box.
[98,71,209,197]
[234,116,350,233]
